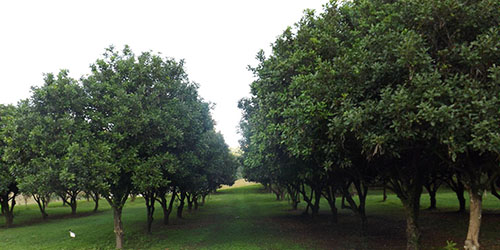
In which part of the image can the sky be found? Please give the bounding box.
[0,0,326,148]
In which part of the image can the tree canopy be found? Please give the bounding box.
[239,1,500,249]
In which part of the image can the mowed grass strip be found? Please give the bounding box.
[1,183,500,249]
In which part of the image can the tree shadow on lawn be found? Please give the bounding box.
[265,208,500,250]
[0,209,108,229]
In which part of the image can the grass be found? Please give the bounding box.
[0,183,499,249]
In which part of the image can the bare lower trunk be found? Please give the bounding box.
[403,202,420,250]
[287,185,300,210]
[455,182,466,213]
[187,194,193,210]
[194,196,199,210]
[157,188,176,225]
[490,182,500,200]
[323,186,338,223]
[299,184,313,216]
[92,192,100,212]
[464,189,482,250]
[342,185,368,233]
[201,194,207,206]
[113,207,124,249]
[311,188,321,217]
[428,189,437,210]
[383,182,388,202]
[177,191,186,218]
[33,194,49,219]
[70,195,77,215]
[145,194,155,234]
[1,194,16,227]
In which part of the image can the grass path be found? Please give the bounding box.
[1,182,500,249]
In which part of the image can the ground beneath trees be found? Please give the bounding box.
[1,181,500,249]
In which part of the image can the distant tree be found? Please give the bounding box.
[5,100,55,219]
[28,71,90,215]
[0,104,18,227]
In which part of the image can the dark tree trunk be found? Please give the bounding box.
[402,197,421,250]
[177,191,186,218]
[341,180,369,233]
[424,184,437,210]
[287,185,300,210]
[452,178,466,213]
[157,187,176,225]
[457,187,466,213]
[144,192,156,234]
[187,193,193,211]
[322,185,338,223]
[166,191,176,224]
[0,192,16,228]
[33,194,49,219]
[341,194,351,209]
[194,195,199,210]
[447,173,466,213]
[490,181,500,200]
[311,188,321,217]
[69,194,78,215]
[201,194,207,206]
[58,193,68,206]
[92,192,100,213]
[383,181,388,202]
[299,183,314,216]
[388,151,424,250]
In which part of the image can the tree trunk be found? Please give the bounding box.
[455,181,466,213]
[424,184,437,210]
[92,192,100,213]
[69,195,77,215]
[402,199,421,250]
[194,196,199,210]
[397,176,423,250]
[311,188,321,217]
[1,193,16,228]
[464,189,482,250]
[322,186,338,223]
[299,184,313,216]
[342,181,368,233]
[113,207,124,249]
[33,194,49,219]
[490,181,500,200]
[383,181,388,202]
[144,192,155,234]
[157,188,176,225]
[287,185,300,210]
[187,193,193,211]
[177,191,186,218]
[59,193,68,207]
[201,194,207,206]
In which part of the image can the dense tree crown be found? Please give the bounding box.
[0,46,238,249]
[239,1,499,250]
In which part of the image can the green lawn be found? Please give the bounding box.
[1,184,500,249]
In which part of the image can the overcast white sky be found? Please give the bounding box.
[0,0,326,148]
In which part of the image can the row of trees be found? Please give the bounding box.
[239,1,500,250]
[0,46,238,249]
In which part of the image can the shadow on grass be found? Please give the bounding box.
[1,208,109,229]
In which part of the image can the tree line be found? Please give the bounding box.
[0,46,238,249]
[238,1,500,250]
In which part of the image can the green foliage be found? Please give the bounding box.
[240,0,500,249]
[442,240,459,250]
[1,45,237,247]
